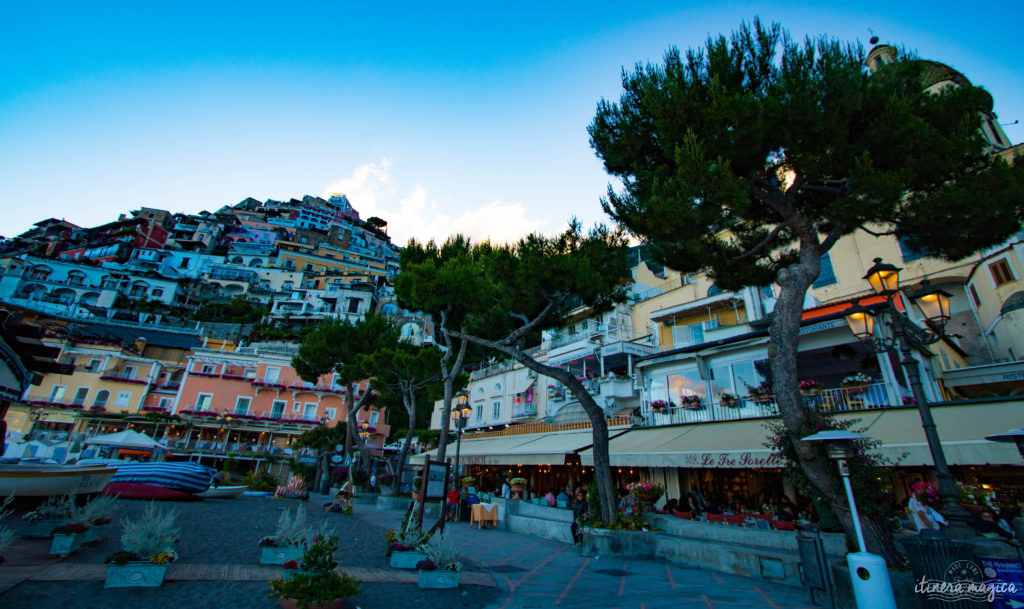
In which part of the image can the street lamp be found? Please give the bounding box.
[451,390,472,520]
[843,258,971,533]
[803,430,896,609]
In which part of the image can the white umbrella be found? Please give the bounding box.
[84,429,164,449]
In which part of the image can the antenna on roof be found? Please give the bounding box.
[868,28,879,45]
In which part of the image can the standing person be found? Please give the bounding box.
[446,487,461,522]
[571,488,588,546]
[908,488,938,532]
[501,476,511,499]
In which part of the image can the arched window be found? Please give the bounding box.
[65,271,86,286]
[707,284,722,297]
[231,256,243,264]
[381,303,398,315]
[93,390,110,407]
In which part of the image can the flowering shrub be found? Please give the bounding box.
[283,559,300,570]
[902,396,917,405]
[259,536,278,547]
[626,481,665,498]
[680,395,703,410]
[509,477,527,486]
[958,483,996,507]
[650,399,670,411]
[106,551,142,565]
[149,550,177,565]
[417,559,436,570]
[910,481,941,507]
[841,373,873,386]
[798,379,821,390]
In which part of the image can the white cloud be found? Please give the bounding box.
[324,160,545,246]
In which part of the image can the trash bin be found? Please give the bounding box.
[901,531,987,609]
[847,552,896,609]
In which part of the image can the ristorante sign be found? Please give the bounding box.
[678,451,783,468]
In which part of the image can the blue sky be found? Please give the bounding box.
[2,1,1021,245]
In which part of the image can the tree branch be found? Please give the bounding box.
[817,222,846,254]
[858,225,896,238]
[734,220,789,260]
[503,298,559,346]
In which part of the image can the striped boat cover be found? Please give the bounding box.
[109,462,215,493]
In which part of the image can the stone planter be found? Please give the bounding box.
[390,550,428,569]
[22,518,67,539]
[49,533,82,556]
[105,561,168,588]
[80,525,102,545]
[635,493,661,511]
[418,568,461,589]
[260,545,305,565]
[511,485,524,499]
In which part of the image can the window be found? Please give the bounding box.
[492,400,501,420]
[707,284,722,297]
[369,410,379,425]
[179,258,190,269]
[898,236,929,262]
[989,258,1015,287]
[93,390,109,407]
[970,284,981,306]
[282,281,292,291]
[347,298,360,313]
[304,263,314,272]
[292,402,302,413]
[122,365,137,380]
[115,391,132,407]
[813,253,837,288]
[284,260,295,270]
[151,288,164,298]
[86,358,102,372]
[474,404,483,422]
[201,364,215,374]
[303,402,317,420]
[244,368,256,379]
[325,408,336,420]
[271,400,286,418]
[234,397,251,415]
[196,393,212,411]
[71,387,89,406]
[49,385,66,402]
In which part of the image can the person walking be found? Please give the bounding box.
[571,488,588,546]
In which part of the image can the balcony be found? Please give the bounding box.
[100,374,148,385]
[642,382,895,427]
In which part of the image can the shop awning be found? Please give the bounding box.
[579,400,1023,469]
[941,361,1024,388]
[411,427,628,466]
[512,374,535,395]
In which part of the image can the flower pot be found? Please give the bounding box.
[278,598,348,609]
[390,550,428,569]
[22,518,67,539]
[105,561,168,588]
[49,533,82,556]
[843,385,868,394]
[80,525,102,545]
[418,568,461,589]
[260,545,305,565]
[510,485,524,500]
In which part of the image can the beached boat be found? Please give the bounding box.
[197,485,246,499]
[0,463,118,497]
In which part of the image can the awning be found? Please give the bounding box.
[941,361,1024,388]
[411,427,628,466]
[512,374,535,395]
[579,400,1023,468]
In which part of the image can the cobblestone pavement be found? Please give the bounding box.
[0,494,501,609]
[1,494,826,609]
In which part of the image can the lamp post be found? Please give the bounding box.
[451,390,472,520]
[843,257,972,533]
[803,430,896,609]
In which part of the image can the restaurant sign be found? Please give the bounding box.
[678,451,783,468]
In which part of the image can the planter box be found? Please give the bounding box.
[22,518,67,539]
[80,526,102,545]
[105,562,168,588]
[260,545,305,565]
[418,569,461,589]
[390,550,428,569]
[49,533,82,556]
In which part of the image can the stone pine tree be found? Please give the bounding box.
[395,235,490,464]
[589,19,1024,562]
[359,341,440,488]
[293,313,401,492]
[432,222,631,523]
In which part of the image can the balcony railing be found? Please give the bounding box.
[642,382,897,427]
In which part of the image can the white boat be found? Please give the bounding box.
[0,464,118,496]
[197,485,247,499]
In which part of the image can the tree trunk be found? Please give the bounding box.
[435,327,468,465]
[452,332,618,523]
[395,391,417,491]
[771,252,900,565]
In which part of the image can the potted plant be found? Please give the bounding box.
[719,392,739,408]
[79,494,119,544]
[20,493,75,539]
[798,379,822,396]
[260,506,310,564]
[509,478,527,499]
[680,395,703,410]
[49,522,90,556]
[269,534,360,609]
[841,373,872,392]
[417,533,463,589]
[649,399,669,413]
[386,520,430,568]
[377,473,398,496]
[747,382,773,404]
[104,503,180,588]
[411,476,424,502]
[626,481,665,510]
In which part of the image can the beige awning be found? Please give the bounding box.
[579,400,1023,468]
[411,427,628,466]
[512,373,536,395]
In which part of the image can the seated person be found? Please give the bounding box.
[702,497,722,515]
[776,502,796,522]
[545,489,557,507]
[323,486,352,512]
[556,487,570,505]
[664,497,679,512]
[971,508,1014,539]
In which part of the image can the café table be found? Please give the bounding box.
[470,503,498,529]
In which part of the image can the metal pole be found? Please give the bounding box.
[839,459,867,553]
[891,315,973,530]
[453,417,464,521]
